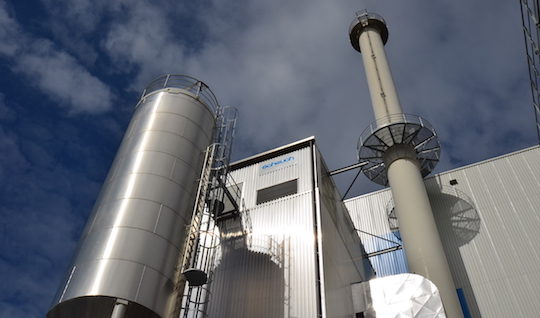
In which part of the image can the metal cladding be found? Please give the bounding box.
[346,146,540,318]
[47,75,218,318]
[203,139,374,317]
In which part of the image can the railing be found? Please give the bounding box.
[213,106,238,171]
[352,10,386,26]
[519,0,540,143]
[139,74,220,114]
[357,113,437,150]
[356,113,440,185]
[179,105,241,318]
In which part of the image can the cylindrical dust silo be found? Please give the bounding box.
[47,75,219,318]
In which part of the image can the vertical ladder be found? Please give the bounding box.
[182,144,216,273]
[170,144,216,318]
[179,107,242,318]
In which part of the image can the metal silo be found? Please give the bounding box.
[47,75,219,318]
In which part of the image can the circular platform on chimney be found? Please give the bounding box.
[357,114,440,186]
[349,10,389,52]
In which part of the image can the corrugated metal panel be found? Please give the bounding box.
[318,200,366,317]
[207,192,319,318]
[345,189,407,277]
[426,146,540,318]
[207,143,376,318]
[229,147,313,208]
[207,146,318,317]
[315,149,375,317]
[346,146,540,318]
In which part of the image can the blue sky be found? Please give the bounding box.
[0,0,536,317]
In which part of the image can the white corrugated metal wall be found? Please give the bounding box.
[206,141,374,317]
[346,145,540,317]
[207,147,320,318]
[315,147,375,317]
[345,189,408,277]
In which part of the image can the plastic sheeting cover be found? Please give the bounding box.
[354,273,445,318]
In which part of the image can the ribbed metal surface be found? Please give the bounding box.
[345,189,407,278]
[207,192,318,318]
[346,146,540,318]
[207,146,318,317]
[48,87,216,318]
[206,144,373,317]
[316,152,375,317]
[230,148,314,208]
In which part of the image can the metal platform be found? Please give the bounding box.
[349,10,389,52]
[139,74,220,113]
[357,114,440,186]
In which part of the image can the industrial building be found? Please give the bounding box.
[346,145,540,317]
[205,137,374,317]
[206,138,540,317]
[47,9,540,318]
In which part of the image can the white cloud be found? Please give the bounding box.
[0,126,27,180]
[0,0,19,56]
[14,40,113,114]
[29,0,534,183]
[189,0,534,174]
[42,0,529,192]
[0,93,16,121]
[0,1,113,114]
[101,1,190,90]
[2,0,534,315]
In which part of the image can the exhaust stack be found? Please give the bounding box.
[349,11,464,318]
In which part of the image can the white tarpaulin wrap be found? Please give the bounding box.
[353,273,446,317]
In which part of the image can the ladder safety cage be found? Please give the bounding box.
[178,106,252,318]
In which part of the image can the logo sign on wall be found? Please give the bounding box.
[259,155,296,175]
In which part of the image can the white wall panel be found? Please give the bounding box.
[315,149,374,317]
[207,145,319,318]
[229,147,313,208]
[208,142,374,317]
[346,146,540,318]
[207,191,319,318]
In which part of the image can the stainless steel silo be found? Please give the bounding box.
[47,75,219,318]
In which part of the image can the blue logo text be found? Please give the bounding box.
[261,156,295,169]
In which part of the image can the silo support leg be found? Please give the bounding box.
[111,299,129,318]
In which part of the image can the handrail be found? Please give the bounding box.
[139,74,220,114]
[357,113,436,149]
